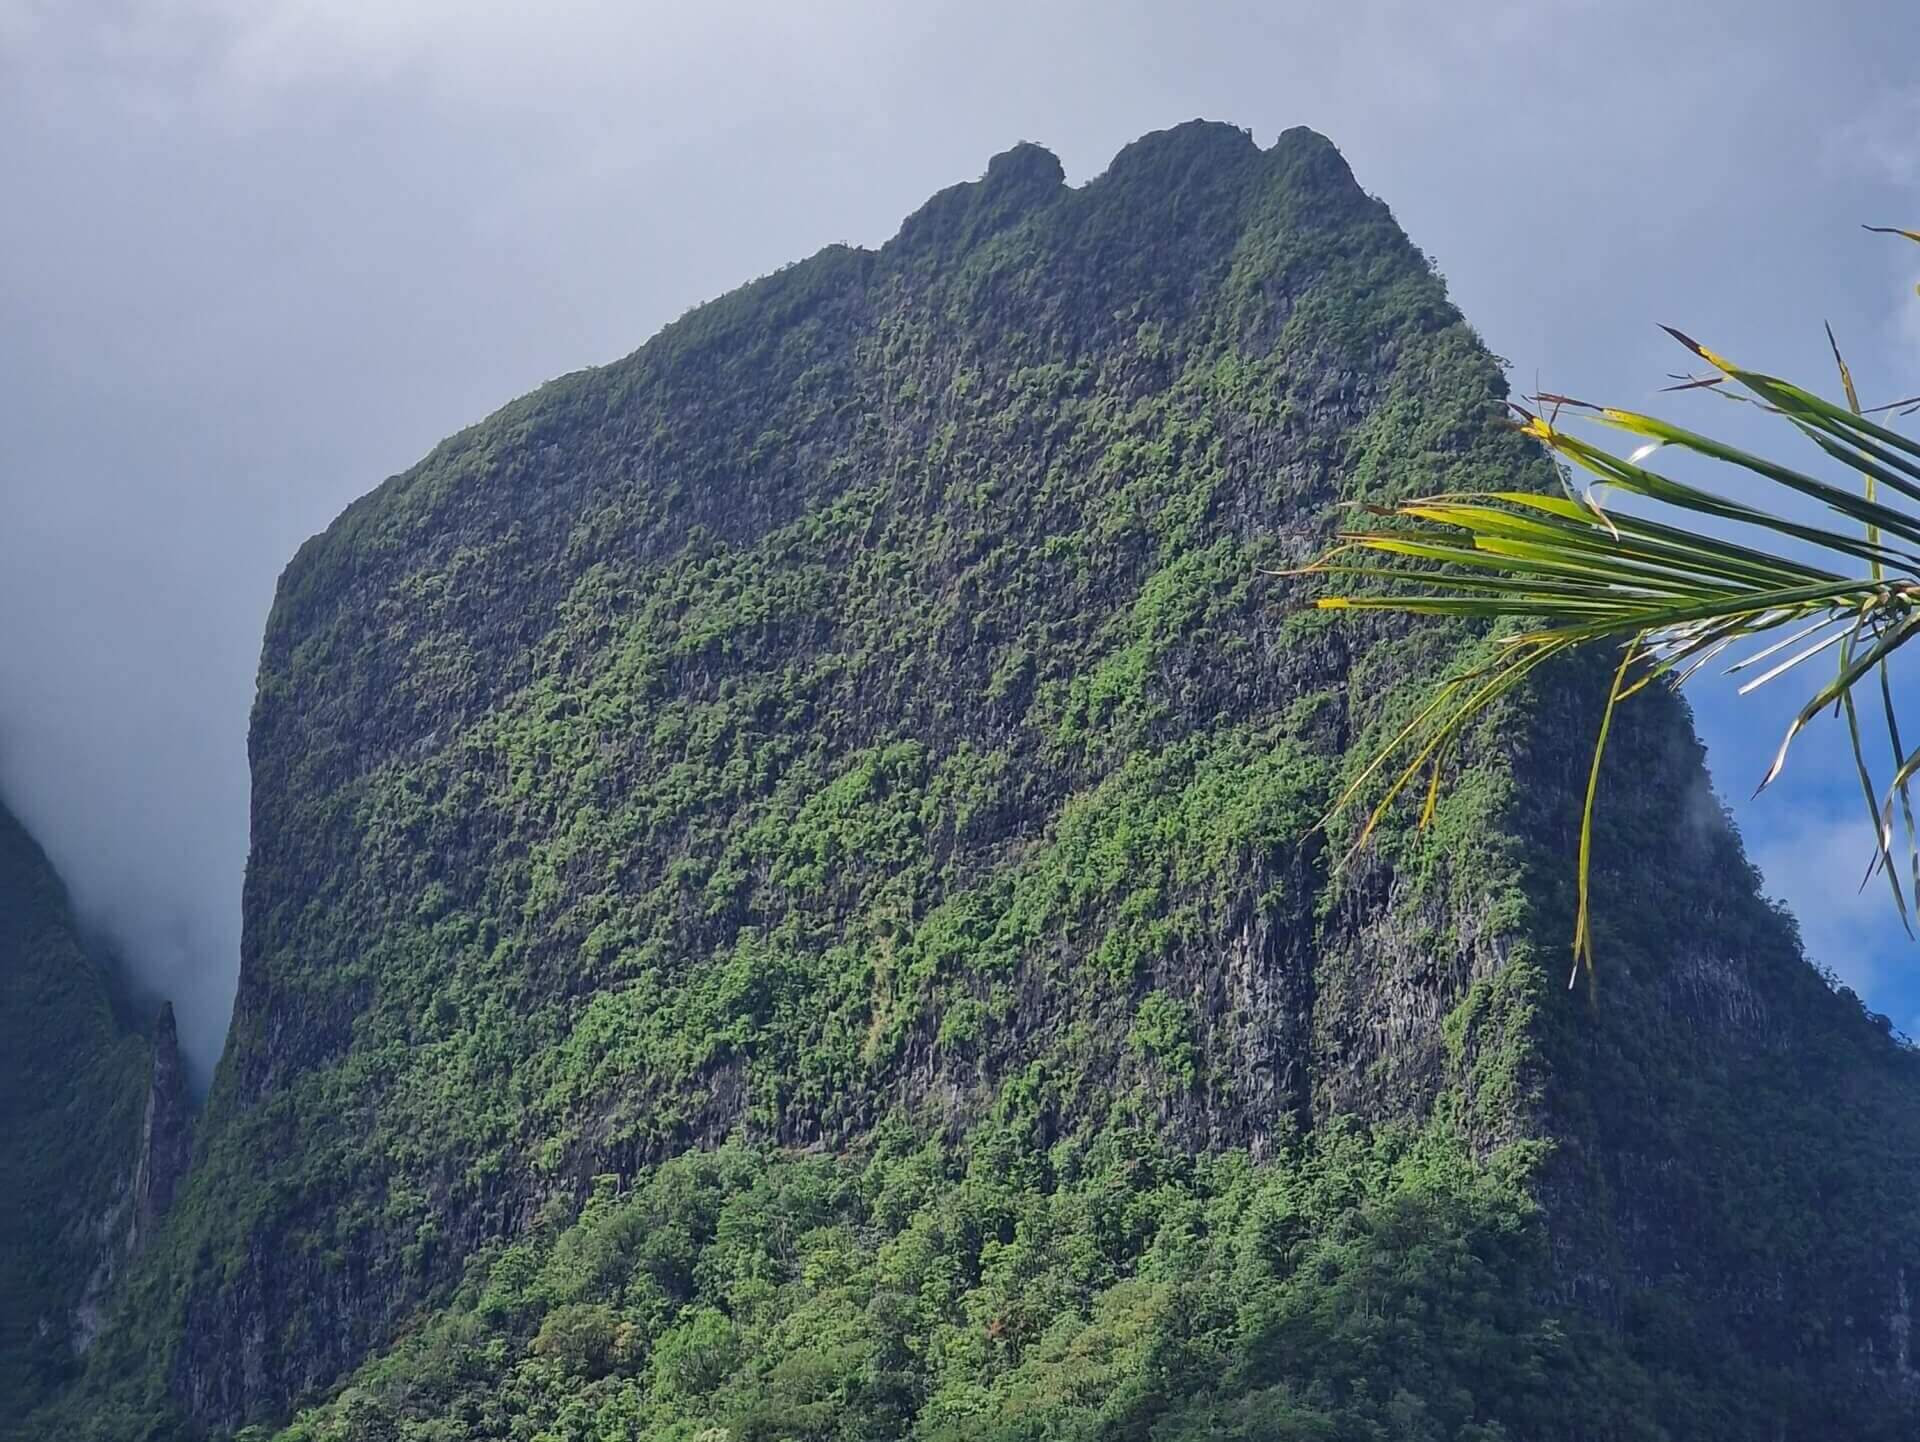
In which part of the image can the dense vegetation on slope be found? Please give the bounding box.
[0,800,152,1422]
[238,679,1920,1442]
[45,123,1920,1440]
[253,1119,1904,1442]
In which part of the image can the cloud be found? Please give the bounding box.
[1834,85,1920,189]
[1747,809,1903,1000]
[7,1,884,126]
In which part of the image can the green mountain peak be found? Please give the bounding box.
[21,124,1920,1441]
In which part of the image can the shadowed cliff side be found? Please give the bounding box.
[0,800,166,1427]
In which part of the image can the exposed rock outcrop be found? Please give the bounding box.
[128,1003,190,1258]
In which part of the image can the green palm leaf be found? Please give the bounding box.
[1304,227,1920,980]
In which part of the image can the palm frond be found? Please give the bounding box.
[1305,226,1920,975]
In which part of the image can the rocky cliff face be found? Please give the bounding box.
[0,801,156,1423]
[127,1003,191,1260]
[40,123,1920,1440]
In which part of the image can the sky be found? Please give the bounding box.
[4,0,1920,1081]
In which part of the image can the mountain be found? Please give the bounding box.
[39,122,1920,1439]
[0,799,182,1424]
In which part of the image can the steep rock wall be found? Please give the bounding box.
[0,801,156,1423]
[43,123,1920,1440]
